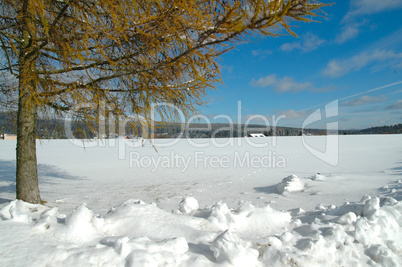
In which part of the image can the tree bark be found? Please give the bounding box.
[16,68,41,203]
[16,0,41,203]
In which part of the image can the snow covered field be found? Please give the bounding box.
[0,135,401,266]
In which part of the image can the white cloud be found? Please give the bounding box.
[391,89,402,95]
[281,43,300,52]
[323,49,402,77]
[393,61,402,69]
[251,49,272,56]
[336,25,359,44]
[355,106,380,113]
[250,75,310,93]
[244,109,313,124]
[220,65,233,73]
[250,75,334,93]
[281,33,325,52]
[341,95,387,106]
[250,74,277,87]
[335,20,367,44]
[278,109,312,119]
[343,0,402,22]
[385,100,402,110]
[273,77,311,93]
[338,1,402,43]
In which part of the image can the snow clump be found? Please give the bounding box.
[277,175,305,194]
[210,230,259,265]
[179,197,199,215]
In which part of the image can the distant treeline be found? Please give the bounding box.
[1,112,401,139]
[0,112,95,139]
[340,124,402,135]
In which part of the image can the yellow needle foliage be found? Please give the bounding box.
[1,0,327,127]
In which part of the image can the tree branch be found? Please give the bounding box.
[0,35,15,74]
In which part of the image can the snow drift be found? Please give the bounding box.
[1,135,402,266]
[1,192,401,266]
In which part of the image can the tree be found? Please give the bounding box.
[0,0,327,203]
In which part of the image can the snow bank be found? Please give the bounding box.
[211,230,259,266]
[206,201,291,237]
[1,193,401,266]
[310,173,326,181]
[179,197,199,215]
[276,175,305,194]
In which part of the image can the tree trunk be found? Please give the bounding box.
[15,0,41,204]
[16,74,41,203]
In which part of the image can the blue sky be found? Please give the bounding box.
[200,0,402,130]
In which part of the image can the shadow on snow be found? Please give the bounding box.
[378,162,402,201]
[0,160,85,200]
[253,184,279,195]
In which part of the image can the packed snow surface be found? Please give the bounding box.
[0,135,401,266]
